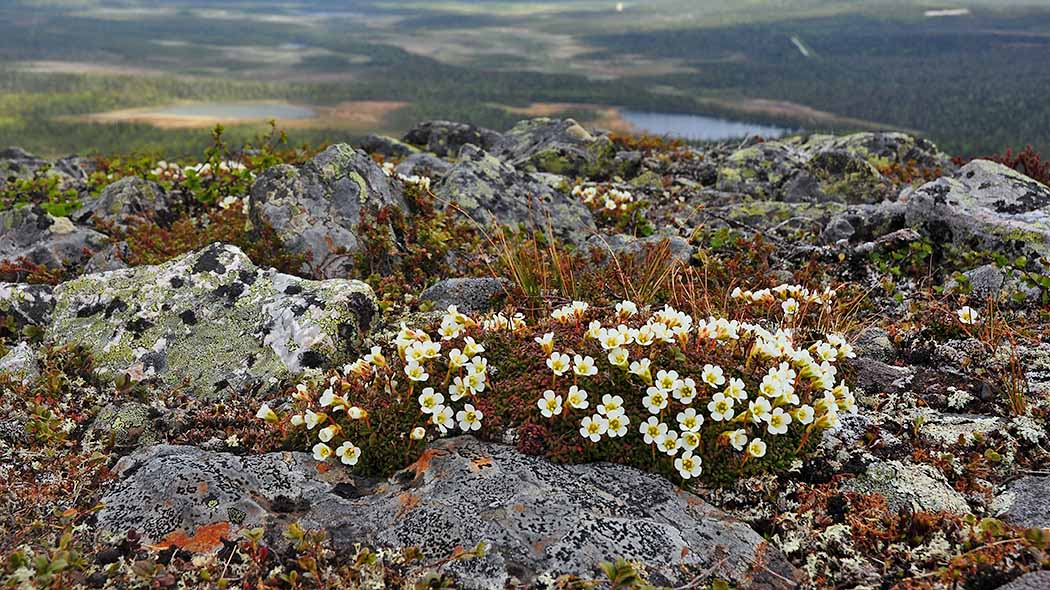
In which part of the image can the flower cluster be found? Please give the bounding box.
[382,161,432,191]
[150,160,250,182]
[534,291,855,480]
[572,183,634,213]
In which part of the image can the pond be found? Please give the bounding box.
[147,102,317,120]
[620,110,793,141]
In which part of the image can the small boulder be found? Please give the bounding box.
[249,144,407,278]
[842,459,970,514]
[0,282,54,336]
[492,118,632,179]
[0,206,108,273]
[990,476,1050,529]
[0,342,39,384]
[359,134,420,159]
[586,233,693,266]
[434,144,595,244]
[402,120,502,157]
[419,277,508,314]
[73,177,170,231]
[45,243,377,398]
[394,152,453,180]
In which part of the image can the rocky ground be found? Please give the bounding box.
[1,119,1048,590]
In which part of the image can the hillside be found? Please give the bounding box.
[2,118,1049,589]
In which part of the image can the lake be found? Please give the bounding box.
[620,110,793,141]
[148,102,316,120]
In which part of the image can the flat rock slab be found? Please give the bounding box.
[990,476,1050,529]
[98,437,797,590]
[45,242,376,398]
[842,459,971,514]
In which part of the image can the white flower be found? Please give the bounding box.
[567,385,589,410]
[463,336,485,357]
[747,438,767,458]
[457,404,483,431]
[767,407,792,435]
[701,364,726,388]
[957,306,980,325]
[586,320,603,340]
[410,426,426,440]
[707,393,735,421]
[347,406,366,420]
[675,451,702,479]
[656,431,680,456]
[607,347,629,368]
[538,390,564,418]
[749,397,772,423]
[304,409,323,429]
[534,332,555,355]
[616,300,638,318]
[676,408,703,432]
[782,298,799,315]
[580,414,608,442]
[672,377,697,403]
[642,387,669,414]
[606,412,629,438]
[405,361,429,382]
[573,355,598,377]
[335,441,360,465]
[728,429,748,451]
[312,442,333,461]
[465,370,487,393]
[795,404,815,425]
[639,417,666,444]
[598,394,624,416]
[418,387,444,414]
[547,352,571,376]
[655,369,679,393]
[449,376,468,401]
[431,405,455,434]
[724,377,747,401]
[629,358,652,383]
[256,404,278,422]
[448,348,469,369]
[318,425,338,442]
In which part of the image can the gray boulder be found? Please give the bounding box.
[0,282,54,336]
[586,233,694,265]
[0,206,108,273]
[395,152,454,180]
[990,476,1050,529]
[98,437,798,589]
[798,132,952,171]
[0,148,91,189]
[0,341,39,384]
[434,144,595,244]
[359,134,420,159]
[73,176,169,231]
[903,159,1050,258]
[45,242,376,398]
[994,571,1050,590]
[842,459,970,514]
[715,141,808,199]
[419,277,508,313]
[249,144,407,278]
[492,118,632,179]
[402,120,502,158]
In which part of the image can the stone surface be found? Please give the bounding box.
[359,134,420,159]
[492,118,631,179]
[994,571,1050,590]
[0,341,39,384]
[716,141,808,199]
[98,437,797,589]
[586,233,694,265]
[0,282,54,334]
[419,277,508,313]
[434,144,595,244]
[86,402,164,448]
[990,476,1050,529]
[45,243,376,398]
[842,459,971,514]
[849,356,914,397]
[402,120,502,157]
[249,144,407,278]
[394,152,454,180]
[0,206,108,272]
[904,159,1050,258]
[73,177,170,231]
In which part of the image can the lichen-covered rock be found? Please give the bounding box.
[492,118,632,179]
[394,152,453,180]
[249,144,407,278]
[994,571,1050,590]
[83,241,131,273]
[842,459,970,514]
[0,341,38,384]
[45,243,376,398]
[419,277,508,313]
[86,402,164,448]
[434,144,595,244]
[903,159,1050,258]
[98,437,797,589]
[0,147,92,189]
[402,120,502,157]
[716,141,807,199]
[0,282,54,336]
[0,206,108,272]
[989,476,1050,529]
[359,134,420,159]
[73,176,170,231]
[585,233,693,265]
[943,263,1042,304]
[798,132,952,171]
